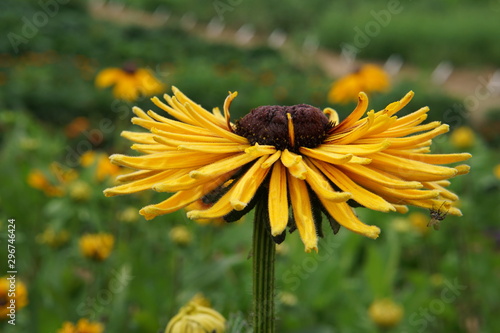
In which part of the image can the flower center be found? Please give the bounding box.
[235,104,332,152]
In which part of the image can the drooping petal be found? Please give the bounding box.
[287,172,318,252]
[268,162,288,236]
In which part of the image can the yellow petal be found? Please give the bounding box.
[281,149,308,179]
[338,164,423,189]
[261,151,282,169]
[95,68,122,88]
[313,160,396,212]
[318,140,390,156]
[335,92,369,131]
[300,147,352,164]
[287,173,318,252]
[303,159,352,202]
[230,156,270,210]
[268,162,288,236]
[383,151,472,165]
[110,151,228,170]
[189,152,265,180]
[369,152,459,181]
[319,197,381,239]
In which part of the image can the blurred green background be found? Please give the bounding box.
[1,0,500,332]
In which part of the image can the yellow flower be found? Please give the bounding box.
[69,180,92,201]
[368,298,404,328]
[64,117,90,138]
[79,233,114,261]
[95,63,166,101]
[36,227,70,248]
[104,87,470,252]
[118,206,139,223]
[27,169,64,197]
[279,291,298,306]
[328,64,390,104]
[169,225,193,246]
[409,211,431,235]
[80,151,96,167]
[450,126,475,149]
[0,277,28,320]
[80,151,122,181]
[165,296,226,333]
[494,164,500,180]
[57,318,104,333]
[96,153,121,182]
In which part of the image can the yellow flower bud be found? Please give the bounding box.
[165,298,226,333]
[368,298,404,328]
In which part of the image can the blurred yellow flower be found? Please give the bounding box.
[368,298,404,328]
[165,295,226,333]
[57,318,104,333]
[279,291,298,306]
[79,233,115,261]
[96,153,121,182]
[64,117,90,139]
[27,169,64,197]
[36,227,70,248]
[409,211,430,235]
[328,64,390,104]
[494,164,500,180]
[118,206,140,223]
[169,225,193,246]
[450,126,475,149]
[391,217,412,233]
[95,63,166,101]
[80,151,121,181]
[80,150,96,167]
[69,180,92,201]
[0,277,28,320]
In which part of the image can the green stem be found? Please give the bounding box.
[252,202,276,333]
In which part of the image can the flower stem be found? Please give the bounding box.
[252,202,276,333]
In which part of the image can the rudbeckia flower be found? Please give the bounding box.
[104,87,471,252]
[0,277,28,319]
[57,318,104,333]
[95,63,166,101]
[165,294,226,333]
[79,233,114,261]
[328,64,390,104]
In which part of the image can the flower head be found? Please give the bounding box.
[105,88,470,252]
[328,64,390,104]
[95,62,165,101]
[165,295,226,333]
[450,125,475,149]
[79,233,114,261]
[57,318,104,333]
[0,277,28,320]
